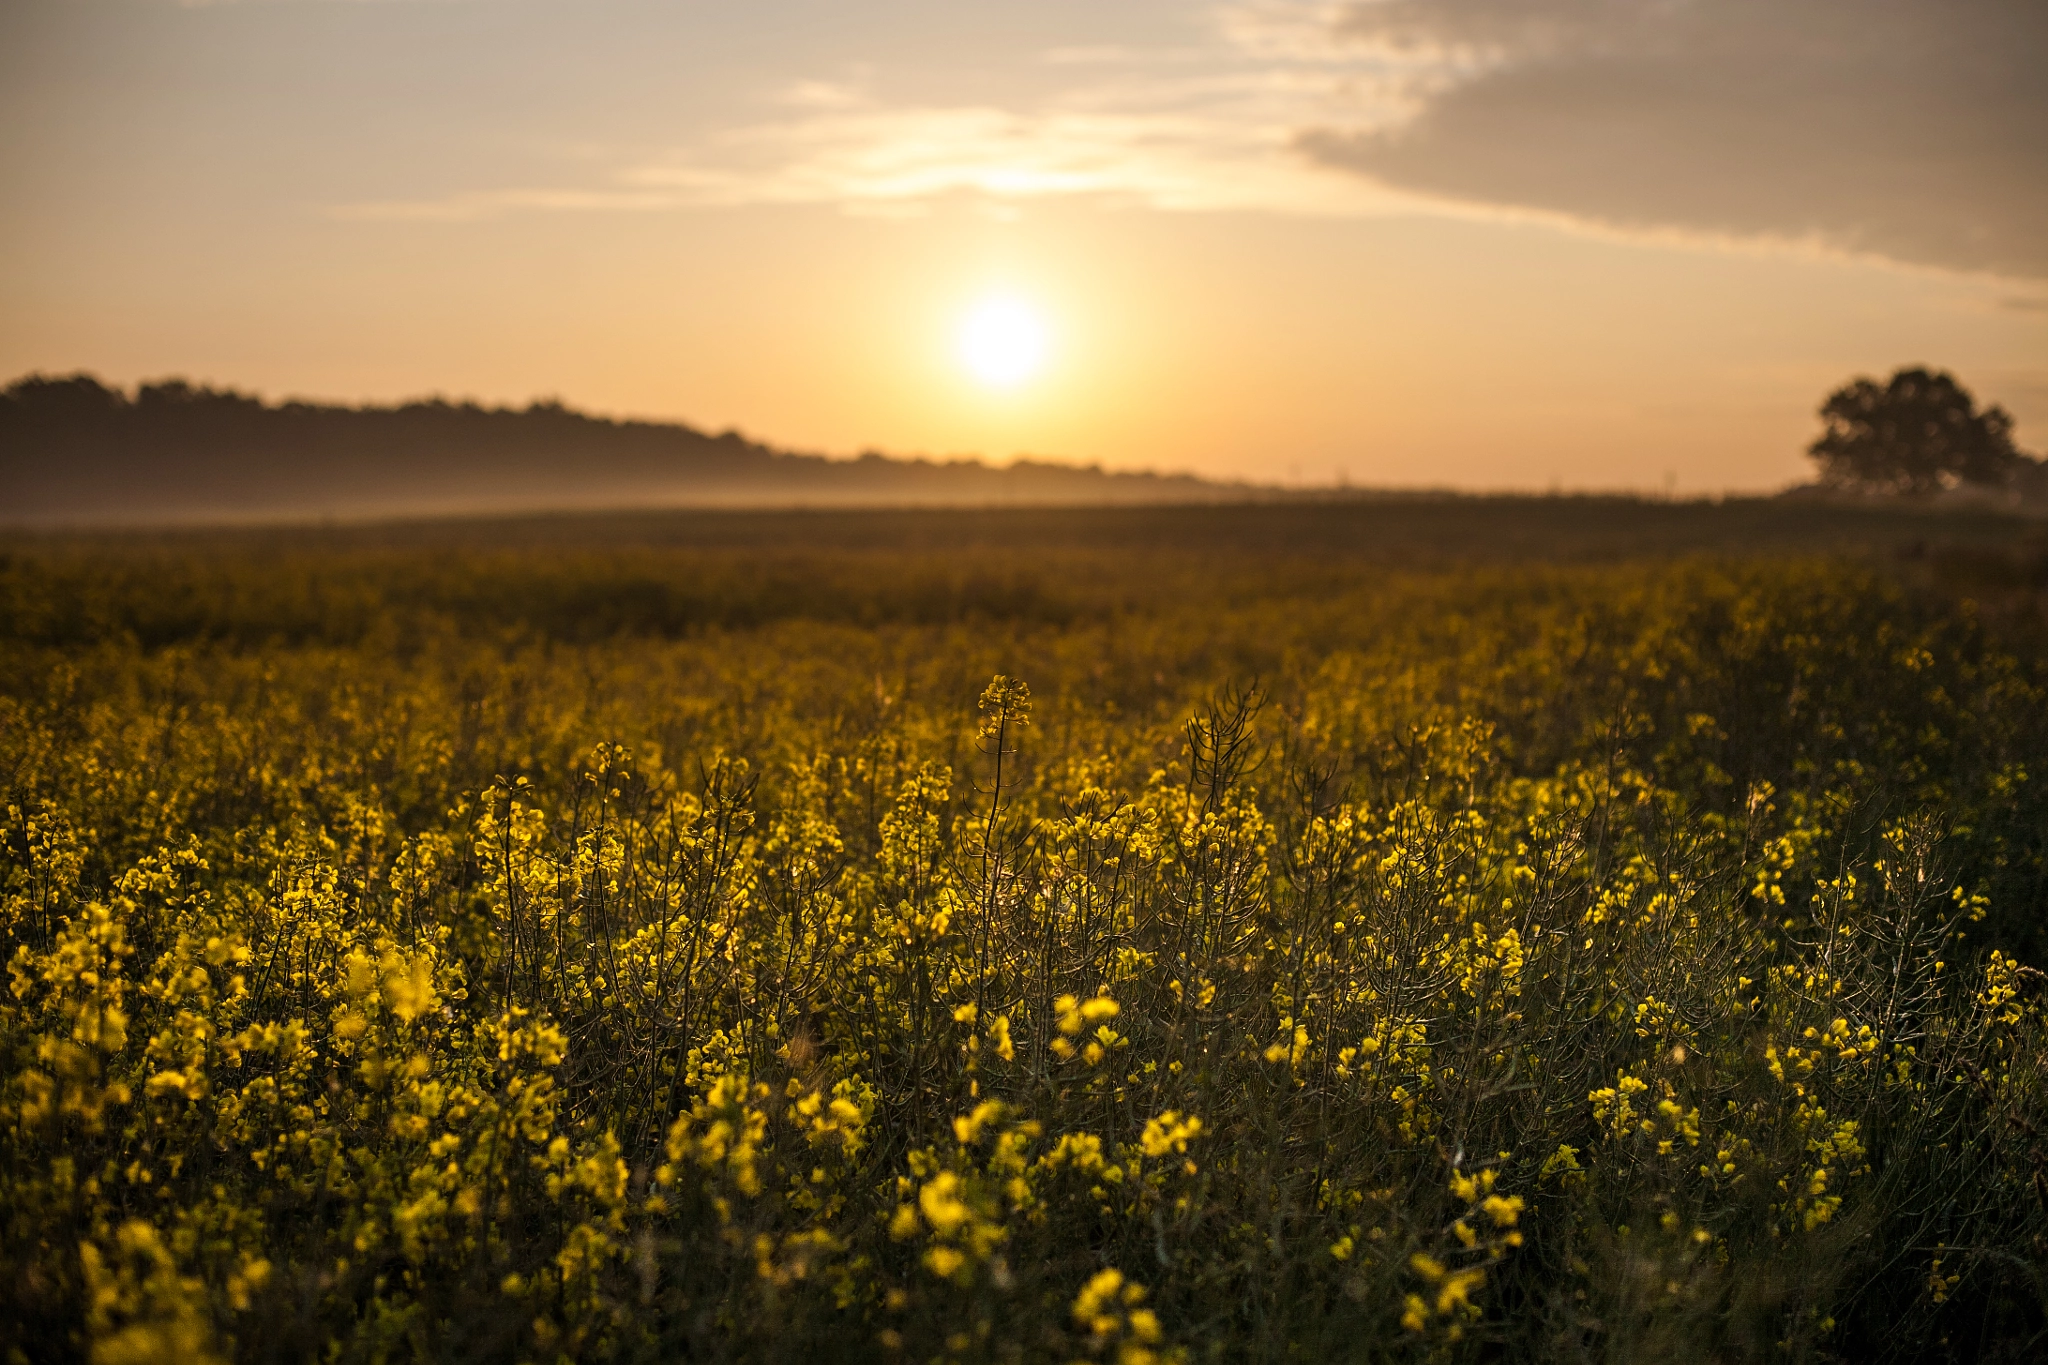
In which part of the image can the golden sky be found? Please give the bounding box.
[3,0,2044,493]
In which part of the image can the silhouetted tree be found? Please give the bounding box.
[1808,367,2025,496]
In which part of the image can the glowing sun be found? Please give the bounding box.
[957,296,1049,389]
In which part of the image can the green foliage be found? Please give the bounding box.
[3,524,2047,1362]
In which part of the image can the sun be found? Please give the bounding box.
[957,296,1049,389]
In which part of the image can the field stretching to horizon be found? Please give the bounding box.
[5,498,2048,1363]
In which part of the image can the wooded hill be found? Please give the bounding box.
[0,373,1250,525]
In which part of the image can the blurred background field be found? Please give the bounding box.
[7,496,2045,648]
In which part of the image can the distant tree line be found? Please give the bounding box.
[1807,367,2045,502]
[0,373,1244,524]
[10,368,2040,524]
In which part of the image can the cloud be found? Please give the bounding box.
[333,65,1430,224]
[325,1,2046,280]
[621,79,1416,217]
[322,7,1465,224]
[1295,0,2048,278]
[331,188,681,223]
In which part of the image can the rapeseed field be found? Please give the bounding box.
[3,507,2046,1362]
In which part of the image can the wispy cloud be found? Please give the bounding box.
[330,9,1445,224]
[618,78,1421,218]
[325,1,2047,279]
[331,188,681,223]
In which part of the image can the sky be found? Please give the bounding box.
[3,0,2044,493]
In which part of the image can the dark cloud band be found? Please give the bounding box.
[1299,0,2048,278]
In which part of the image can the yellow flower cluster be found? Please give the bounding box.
[3,545,2046,1361]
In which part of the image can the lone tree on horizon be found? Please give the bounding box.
[1808,367,2028,496]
